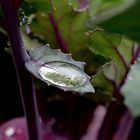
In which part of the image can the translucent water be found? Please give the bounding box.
[39,62,87,88]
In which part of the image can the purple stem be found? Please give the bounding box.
[49,13,69,53]
[110,47,140,140]
[131,45,140,64]
[103,34,128,70]
[97,102,119,140]
[113,110,134,140]
[82,106,107,140]
[0,0,42,140]
[114,47,128,70]
[112,81,123,101]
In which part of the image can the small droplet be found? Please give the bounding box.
[39,62,87,88]
[4,127,16,137]
[7,41,11,46]
[20,16,29,25]
[18,9,29,25]
[128,75,133,81]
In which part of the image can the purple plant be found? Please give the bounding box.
[0,0,140,140]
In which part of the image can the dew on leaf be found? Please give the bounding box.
[39,61,87,88]
[127,75,133,81]
[20,16,29,25]
[18,9,29,25]
[7,41,11,46]
[25,44,94,93]
[4,127,16,137]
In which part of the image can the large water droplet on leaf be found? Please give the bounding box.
[25,44,94,93]
[39,61,87,88]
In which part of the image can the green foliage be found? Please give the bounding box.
[23,0,53,14]
[91,64,114,102]
[88,0,132,18]
[88,0,140,42]
[20,0,140,115]
[88,30,134,85]
[68,0,89,11]
[121,60,140,117]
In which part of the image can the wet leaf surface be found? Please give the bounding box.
[25,44,94,93]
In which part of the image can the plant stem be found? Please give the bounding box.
[113,110,134,140]
[0,0,42,140]
[103,34,128,70]
[131,45,140,64]
[97,102,119,140]
[49,13,69,53]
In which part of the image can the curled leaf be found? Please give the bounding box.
[25,44,94,93]
[90,63,114,103]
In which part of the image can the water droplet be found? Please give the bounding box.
[4,127,16,137]
[7,41,11,46]
[128,75,133,81]
[23,16,28,24]
[39,62,87,88]
[20,16,29,25]
[18,9,29,25]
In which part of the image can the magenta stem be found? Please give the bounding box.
[49,13,69,53]
[0,0,42,140]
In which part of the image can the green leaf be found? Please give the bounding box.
[25,44,94,93]
[52,0,88,52]
[23,0,89,52]
[75,48,110,75]
[22,32,42,50]
[90,64,114,103]
[88,30,134,85]
[23,0,108,74]
[23,0,53,14]
[87,0,136,24]
[102,61,116,82]
[21,0,139,103]
[121,60,140,117]
[87,0,140,42]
